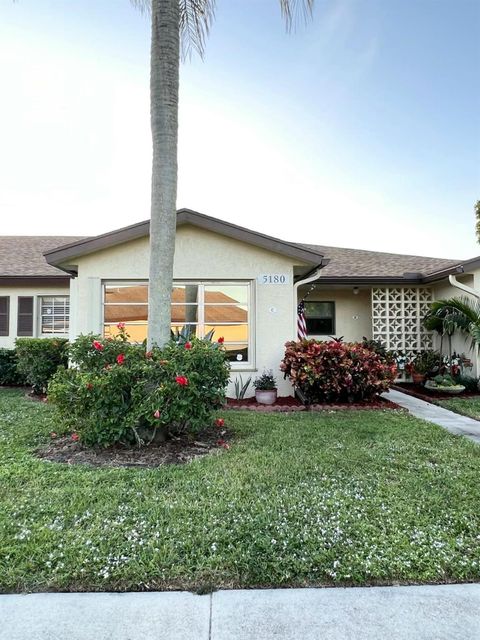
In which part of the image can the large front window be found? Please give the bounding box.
[103,281,252,365]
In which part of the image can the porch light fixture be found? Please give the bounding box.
[353,287,359,295]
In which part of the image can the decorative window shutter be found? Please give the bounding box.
[0,297,9,336]
[17,297,34,337]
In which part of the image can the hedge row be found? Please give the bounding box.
[0,339,68,394]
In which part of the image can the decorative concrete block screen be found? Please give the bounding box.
[371,287,433,357]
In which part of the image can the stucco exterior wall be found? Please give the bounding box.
[0,284,70,349]
[299,286,372,342]
[68,225,309,396]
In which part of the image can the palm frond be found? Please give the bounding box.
[130,0,150,15]
[431,297,480,326]
[178,0,216,59]
[131,0,215,59]
[279,0,314,31]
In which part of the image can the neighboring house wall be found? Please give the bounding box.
[67,225,309,396]
[0,284,70,349]
[298,286,372,342]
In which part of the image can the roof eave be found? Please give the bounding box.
[0,275,72,286]
[44,209,325,268]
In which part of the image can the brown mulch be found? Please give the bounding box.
[393,383,480,402]
[36,426,230,469]
[226,395,401,412]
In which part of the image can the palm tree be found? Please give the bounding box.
[424,297,480,354]
[132,0,314,348]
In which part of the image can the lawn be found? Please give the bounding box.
[438,397,480,421]
[1,387,480,593]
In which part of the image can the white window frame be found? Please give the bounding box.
[38,295,70,337]
[102,280,255,370]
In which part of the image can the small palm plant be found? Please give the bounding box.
[424,296,480,355]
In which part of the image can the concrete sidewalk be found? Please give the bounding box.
[387,388,480,444]
[1,584,480,640]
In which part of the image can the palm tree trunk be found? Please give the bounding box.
[147,0,180,349]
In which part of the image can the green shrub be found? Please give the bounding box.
[0,349,25,386]
[48,329,230,447]
[453,374,479,393]
[15,338,69,394]
[281,339,396,403]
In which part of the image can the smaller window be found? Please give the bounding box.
[304,301,335,335]
[0,297,9,337]
[40,296,70,335]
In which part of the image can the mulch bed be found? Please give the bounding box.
[36,425,230,469]
[226,396,401,412]
[393,383,480,403]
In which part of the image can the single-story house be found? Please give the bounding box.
[1,208,479,396]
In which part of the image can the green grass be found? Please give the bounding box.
[1,388,480,593]
[437,397,480,421]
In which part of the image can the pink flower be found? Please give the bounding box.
[71,433,80,442]
[175,375,189,386]
[93,340,104,351]
[145,351,153,359]
[184,341,192,350]
[215,418,225,428]
[153,409,161,419]
[217,337,224,344]
[117,322,126,330]
[116,354,125,365]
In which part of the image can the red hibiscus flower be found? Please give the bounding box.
[71,433,80,442]
[217,336,224,344]
[184,341,192,350]
[117,322,126,330]
[92,340,104,351]
[145,351,153,359]
[86,382,93,390]
[153,409,161,419]
[216,439,230,449]
[175,375,189,386]
[116,354,125,365]
[215,418,225,428]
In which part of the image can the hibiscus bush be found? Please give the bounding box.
[48,327,230,447]
[15,338,69,394]
[280,339,396,404]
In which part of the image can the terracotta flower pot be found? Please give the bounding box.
[255,389,278,405]
[411,372,425,385]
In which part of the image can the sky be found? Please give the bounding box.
[0,0,479,259]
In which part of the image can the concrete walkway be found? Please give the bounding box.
[387,388,480,444]
[1,584,480,640]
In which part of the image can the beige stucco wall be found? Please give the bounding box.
[67,225,309,396]
[0,284,70,350]
[299,286,372,342]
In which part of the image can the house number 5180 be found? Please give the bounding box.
[257,274,289,284]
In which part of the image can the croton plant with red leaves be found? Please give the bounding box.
[281,339,396,404]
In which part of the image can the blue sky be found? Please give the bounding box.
[0,0,479,258]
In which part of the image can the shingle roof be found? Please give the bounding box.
[0,227,465,281]
[299,244,461,279]
[0,236,87,277]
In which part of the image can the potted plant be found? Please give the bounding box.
[254,370,277,405]
[425,374,465,395]
[406,350,440,385]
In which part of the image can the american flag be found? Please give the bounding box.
[297,300,307,340]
